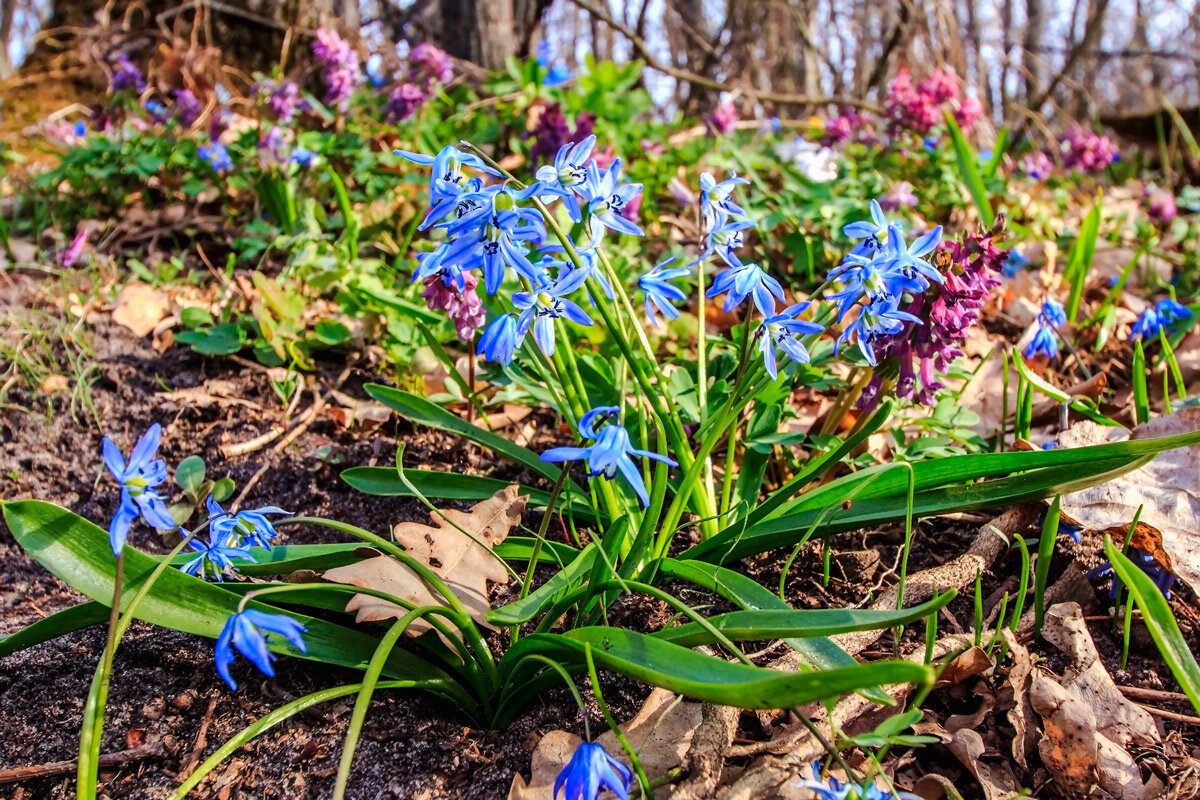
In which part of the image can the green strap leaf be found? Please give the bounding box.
[1103,536,1200,714]
[1,501,463,698]
[488,544,598,625]
[364,384,578,487]
[944,111,993,226]
[503,627,933,710]
[1064,199,1102,321]
[652,594,955,647]
[0,600,110,658]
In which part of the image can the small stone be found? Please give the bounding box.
[170,690,197,711]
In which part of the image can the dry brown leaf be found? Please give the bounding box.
[1030,603,1164,800]
[507,688,703,800]
[323,486,527,634]
[39,374,69,393]
[933,646,992,690]
[999,629,1037,770]
[112,283,170,337]
[1057,408,1200,592]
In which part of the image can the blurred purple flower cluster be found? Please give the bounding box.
[1060,126,1119,173]
[1144,186,1178,225]
[1020,151,1054,180]
[312,27,362,112]
[110,54,146,93]
[255,79,307,124]
[527,104,595,165]
[386,43,454,122]
[421,271,487,342]
[859,229,1005,410]
[885,67,979,136]
[175,89,203,127]
[706,102,739,136]
[823,108,871,147]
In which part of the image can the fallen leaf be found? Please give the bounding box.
[323,486,527,634]
[508,688,703,799]
[1030,603,1164,800]
[1057,408,1200,592]
[112,283,170,337]
[39,374,69,393]
[999,629,1037,770]
[933,646,992,690]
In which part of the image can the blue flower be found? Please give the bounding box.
[145,99,169,123]
[638,258,690,326]
[478,314,524,364]
[581,159,643,240]
[698,172,748,224]
[886,224,945,286]
[206,496,289,550]
[198,142,233,174]
[1088,548,1175,600]
[797,762,922,800]
[923,137,938,153]
[554,741,632,800]
[836,297,921,366]
[1024,324,1059,359]
[537,42,570,87]
[290,147,316,168]
[1130,307,1161,341]
[1039,299,1067,328]
[706,261,784,316]
[1003,248,1030,278]
[214,609,307,691]
[541,406,676,506]
[180,531,256,581]
[73,120,87,138]
[435,186,548,294]
[395,145,501,230]
[842,199,895,252]
[534,136,596,222]
[826,252,927,321]
[758,304,824,379]
[513,268,593,356]
[697,214,756,269]
[1156,297,1192,326]
[102,424,178,555]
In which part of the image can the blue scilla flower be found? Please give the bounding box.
[290,147,316,169]
[145,99,169,123]
[437,188,548,295]
[1130,307,1161,341]
[396,145,501,229]
[1156,297,1192,326]
[535,135,596,222]
[74,120,87,138]
[826,252,928,321]
[180,531,256,581]
[836,297,921,366]
[541,406,675,507]
[539,241,614,303]
[1024,324,1059,359]
[537,42,571,87]
[696,214,756,269]
[1039,298,1067,328]
[513,268,593,356]
[1003,248,1030,278]
[797,762,922,800]
[886,224,945,286]
[638,257,690,326]
[214,609,307,691]
[206,496,289,550]
[554,741,633,800]
[102,423,178,555]
[478,314,524,364]
[842,199,895,253]
[698,172,748,224]
[581,159,643,240]
[1087,548,1176,600]
[758,304,824,379]
[707,261,785,316]
[198,142,233,174]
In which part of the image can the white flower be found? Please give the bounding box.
[776,137,838,182]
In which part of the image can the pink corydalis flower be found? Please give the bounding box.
[421,273,486,342]
[706,102,739,136]
[954,94,982,131]
[386,82,426,121]
[1145,187,1178,225]
[409,43,453,88]
[60,229,90,268]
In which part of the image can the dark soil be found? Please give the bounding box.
[3,272,1200,799]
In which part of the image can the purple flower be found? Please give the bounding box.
[60,228,90,268]
[386,82,427,121]
[175,89,202,127]
[312,27,362,111]
[1021,151,1054,180]
[528,104,572,165]
[1061,127,1119,173]
[409,43,453,89]
[420,271,487,342]
[879,181,918,211]
[706,102,739,136]
[1145,187,1178,225]
[110,54,145,93]
[256,79,306,124]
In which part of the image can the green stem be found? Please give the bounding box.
[585,645,652,797]
[513,468,571,646]
[77,553,123,799]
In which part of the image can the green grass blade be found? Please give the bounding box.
[1103,535,1200,714]
[1132,341,1150,424]
[1063,200,1102,321]
[0,601,110,658]
[984,127,1009,178]
[944,111,993,226]
[1034,496,1061,636]
[364,385,575,486]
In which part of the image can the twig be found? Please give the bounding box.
[567,0,879,112]
[1118,685,1196,705]
[219,425,285,459]
[177,695,218,781]
[272,390,325,453]
[231,463,271,512]
[0,741,164,785]
[1134,705,1200,725]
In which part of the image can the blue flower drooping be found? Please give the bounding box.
[554,741,633,800]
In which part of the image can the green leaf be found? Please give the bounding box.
[340,466,597,522]
[488,544,598,625]
[504,627,933,710]
[211,477,236,503]
[691,429,1200,562]
[1132,342,1150,425]
[652,593,955,647]
[944,111,993,226]
[175,455,206,493]
[0,601,110,658]
[364,385,575,487]
[1012,355,1121,426]
[1104,536,1200,714]
[0,501,464,697]
[180,307,214,328]
[1064,200,1102,321]
[983,128,1009,178]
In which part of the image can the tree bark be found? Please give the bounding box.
[440,0,517,69]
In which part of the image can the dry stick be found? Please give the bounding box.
[231,463,272,513]
[176,695,219,782]
[1118,685,1196,705]
[1134,705,1200,725]
[567,0,880,112]
[219,425,286,459]
[0,742,165,785]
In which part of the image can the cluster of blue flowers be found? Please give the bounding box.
[1024,298,1066,359]
[1130,297,1192,342]
[797,762,922,800]
[101,425,305,692]
[826,199,944,366]
[398,141,644,362]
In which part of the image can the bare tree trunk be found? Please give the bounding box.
[1023,0,1045,104]
[0,0,15,80]
[440,0,517,69]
